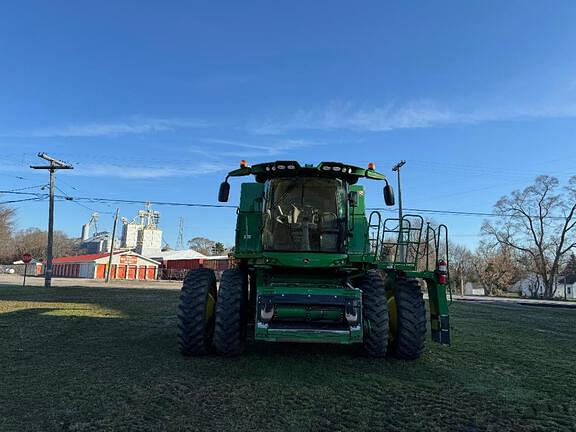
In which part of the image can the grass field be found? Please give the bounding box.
[1,284,575,432]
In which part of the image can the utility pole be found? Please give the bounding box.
[31,152,73,288]
[392,160,406,262]
[106,208,120,283]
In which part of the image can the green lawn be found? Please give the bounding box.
[1,285,575,432]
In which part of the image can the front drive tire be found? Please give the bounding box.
[213,269,248,357]
[387,277,427,360]
[177,268,217,356]
[360,270,390,358]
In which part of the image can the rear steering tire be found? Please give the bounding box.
[213,268,248,356]
[177,268,217,356]
[387,277,427,360]
[359,270,389,358]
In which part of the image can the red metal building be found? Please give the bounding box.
[51,251,160,280]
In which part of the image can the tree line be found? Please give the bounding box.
[0,208,229,263]
[450,175,576,298]
[0,207,79,264]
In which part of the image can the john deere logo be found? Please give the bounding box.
[303,258,310,264]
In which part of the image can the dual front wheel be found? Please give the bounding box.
[360,271,427,360]
[178,269,427,360]
[178,268,247,357]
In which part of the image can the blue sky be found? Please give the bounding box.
[1,1,575,249]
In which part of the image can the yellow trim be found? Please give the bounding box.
[206,293,216,322]
[388,296,398,342]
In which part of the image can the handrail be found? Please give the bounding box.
[437,224,452,303]
[367,211,382,258]
[370,214,450,282]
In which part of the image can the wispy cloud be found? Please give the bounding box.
[249,100,576,134]
[71,162,224,179]
[0,161,226,179]
[0,117,211,138]
[189,138,320,158]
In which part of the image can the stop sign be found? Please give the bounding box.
[22,253,32,264]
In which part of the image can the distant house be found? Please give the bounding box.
[514,274,547,298]
[464,282,485,296]
[11,259,43,276]
[513,273,575,300]
[557,275,576,300]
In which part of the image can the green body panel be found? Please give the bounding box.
[257,284,360,296]
[254,273,364,345]
[347,185,369,259]
[224,161,451,347]
[406,271,451,345]
[235,183,264,257]
[262,252,347,268]
[257,329,357,343]
[274,306,343,321]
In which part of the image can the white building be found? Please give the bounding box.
[121,221,141,249]
[514,273,575,300]
[120,203,163,257]
[557,275,576,300]
[152,249,208,262]
[464,282,485,296]
[136,227,163,258]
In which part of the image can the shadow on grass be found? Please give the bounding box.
[2,285,576,431]
[0,284,364,361]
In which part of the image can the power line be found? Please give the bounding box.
[0,172,29,181]
[57,177,80,191]
[68,195,237,208]
[0,188,571,219]
[371,207,496,217]
[0,190,237,208]
[365,206,571,220]
[0,190,49,197]
[53,185,114,214]
[0,197,46,205]
[0,184,48,193]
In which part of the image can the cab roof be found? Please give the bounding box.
[227,161,387,185]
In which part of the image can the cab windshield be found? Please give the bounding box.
[262,177,347,252]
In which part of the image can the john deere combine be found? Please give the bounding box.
[178,161,450,359]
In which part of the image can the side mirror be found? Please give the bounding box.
[218,181,230,202]
[348,191,358,207]
[384,184,395,206]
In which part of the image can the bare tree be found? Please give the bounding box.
[11,228,79,262]
[563,253,576,276]
[525,274,543,298]
[188,237,217,256]
[482,176,576,298]
[471,242,524,296]
[213,242,226,255]
[0,207,16,263]
[449,242,474,295]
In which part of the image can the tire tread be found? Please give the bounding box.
[359,270,389,358]
[389,277,427,360]
[177,268,216,356]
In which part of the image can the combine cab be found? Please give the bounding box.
[177,161,451,359]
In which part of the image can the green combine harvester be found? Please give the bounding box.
[178,161,451,359]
